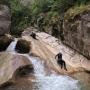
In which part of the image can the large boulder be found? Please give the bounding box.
[0,52,34,85]
[0,35,13,51]
[15,39,31,53]
[0,5,11,35]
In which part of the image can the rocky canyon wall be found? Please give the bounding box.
[63,11,90,59]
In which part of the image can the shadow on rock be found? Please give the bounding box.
[15,39,31,53]
[0,35,13,51]
[0,81,14,90]
[13,64,34,79]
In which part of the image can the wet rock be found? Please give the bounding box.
[63,11,90,59]
[0,35,13,51]
[0,52,33,85]
[23,32,90,74]
[0,5,11,35]
[15,39,31,53]
[13,64,34,79]
[0,81,14,89]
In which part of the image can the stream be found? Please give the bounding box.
[27,56,81,90]
[5,38,83,90]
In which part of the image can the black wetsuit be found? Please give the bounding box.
[30,33,37,40]
[55,53,67,71]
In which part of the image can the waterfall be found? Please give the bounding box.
[6,38,18,52]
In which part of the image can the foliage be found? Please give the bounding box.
[2,0,90,36]
[10,0,32,36]
[51,0,75,13]
[65,4,90,20]
[31,0,52,15]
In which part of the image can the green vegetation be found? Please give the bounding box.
[9,0,32,36]
[1,0,90,36]
[65,4,90,20]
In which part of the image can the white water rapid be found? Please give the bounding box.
[6,38,18,52]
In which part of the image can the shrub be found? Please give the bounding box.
[2,0,90,36]
[31,0,52,15]
[65,4,90,20]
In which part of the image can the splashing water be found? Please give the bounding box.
[6,38,18,52]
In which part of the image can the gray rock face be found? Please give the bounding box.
[0,5,11,35]
[63,11,90,59]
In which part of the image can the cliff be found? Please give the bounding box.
[63,10,90,59]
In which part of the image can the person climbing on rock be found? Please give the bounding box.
[30,32,38,40]
[55,52,67,71]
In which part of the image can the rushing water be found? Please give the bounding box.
[6,39,81,90]
[27,56,81,90]
[6,38,18,52]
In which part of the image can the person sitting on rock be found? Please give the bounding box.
[30,32,38,40]
[55,52,67,71]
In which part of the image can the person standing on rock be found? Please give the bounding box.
[55,52,67,71]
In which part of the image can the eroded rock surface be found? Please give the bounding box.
[0,5,11,35]
[0,35,13,51]
[0,52,33,85]
[22,31,90,74]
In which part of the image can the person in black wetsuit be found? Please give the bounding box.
[55,52,67,71]
[30,32,38,40]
